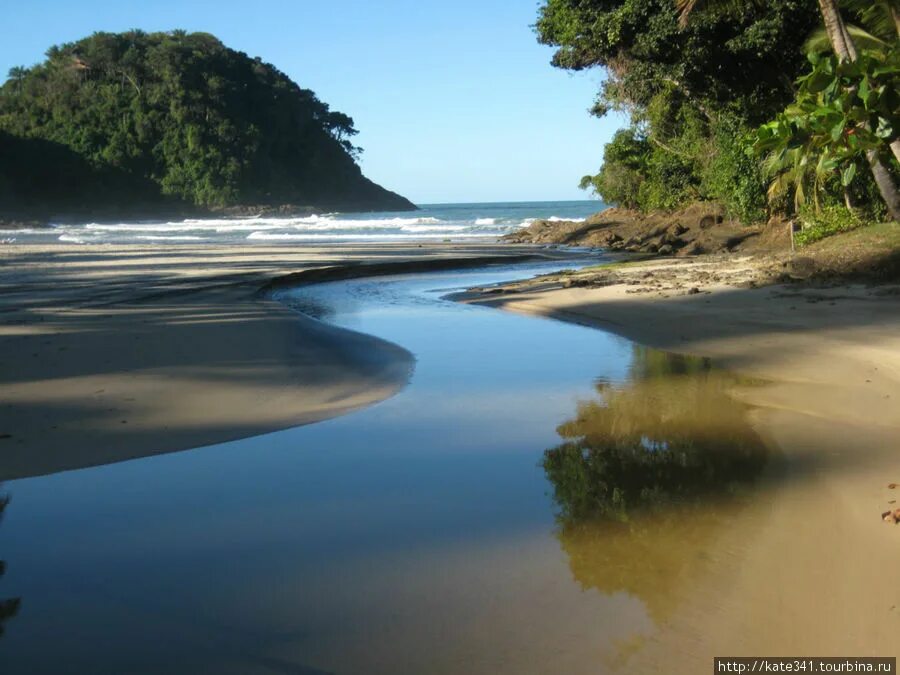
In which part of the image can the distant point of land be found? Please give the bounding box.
[0,30,415,225]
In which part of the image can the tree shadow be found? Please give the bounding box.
[0,131,191,223]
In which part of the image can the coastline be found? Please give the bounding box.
[0,197,419,231]
[0,243,545,480]
[461,253,900,664]
[459,255,900,429]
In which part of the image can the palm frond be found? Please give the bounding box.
[841,0,900,41]
[804,24,890,55]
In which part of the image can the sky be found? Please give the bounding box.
[1,0,628,204]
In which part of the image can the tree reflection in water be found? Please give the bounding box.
[0,487,20,637]
[542,346,770,623]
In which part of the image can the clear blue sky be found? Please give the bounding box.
[1,0,627,204]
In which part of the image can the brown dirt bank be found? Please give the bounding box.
[504,203,766,256]
[508,204,900,282]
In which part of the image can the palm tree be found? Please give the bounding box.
[805,0,900,165]
[678,0,900,221]
[5,67,26,94]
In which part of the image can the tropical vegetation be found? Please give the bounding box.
[538,0,900,227]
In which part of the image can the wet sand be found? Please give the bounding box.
[0,243,544,479]
[463,254,900,667]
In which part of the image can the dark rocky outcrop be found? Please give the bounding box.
[504,203,766,257]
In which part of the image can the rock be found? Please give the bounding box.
[642,243,659,253]
[699,215,716,229]
[669,223,688,236]
[687,287,701,295]
[599,232,623,246]
[658,244,674,255]
[660,232,686,248]
[680,241,705,256]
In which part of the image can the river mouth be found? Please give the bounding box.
[0,260,773,674]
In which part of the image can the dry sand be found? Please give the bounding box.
[0,242,540,479]
[464,253,900,667]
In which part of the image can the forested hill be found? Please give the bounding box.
[0,30,415,222]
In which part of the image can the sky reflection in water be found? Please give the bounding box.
[0,261,769,674]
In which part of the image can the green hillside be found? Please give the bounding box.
[0,30,414,220]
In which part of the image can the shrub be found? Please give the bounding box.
[795,204,868,246]
[701,117,767,224]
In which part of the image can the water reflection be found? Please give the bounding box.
[1,487,21,637]
[542,347,769,623]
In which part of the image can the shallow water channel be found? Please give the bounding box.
[0,261,770,674]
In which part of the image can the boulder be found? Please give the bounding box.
[699,215,716,229]
[679,241,705,256]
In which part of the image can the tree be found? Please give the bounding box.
[678,0,900,220]
[755,48,900,215]
[536,0,818,220]
[805,0,900,164]
[0,31,414,214]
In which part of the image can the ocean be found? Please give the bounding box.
[0,200,605,245]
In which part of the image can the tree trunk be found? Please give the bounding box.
[843,186,856,212]
[817,0,857,60]
[886,3,900,164]
[868,149,900,221]
[818,0,900,221]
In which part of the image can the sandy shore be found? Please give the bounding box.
[3,241,900,665]
[0,242,542,480]
[463,253,900,665]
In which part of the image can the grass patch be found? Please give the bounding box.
[578,255,657,273]
[803,221,900,281]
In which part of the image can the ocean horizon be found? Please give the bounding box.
[0,200,606,245]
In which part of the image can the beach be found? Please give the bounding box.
[463,253,900,665]
[0,242,545,479]
[4,0,899,668]
[2,241,900,670]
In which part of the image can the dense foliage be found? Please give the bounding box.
[795,203,867,245]
[0,130,181,219]
[0,31,413,215]
[537,0,900,224]
[756,47,899,219]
